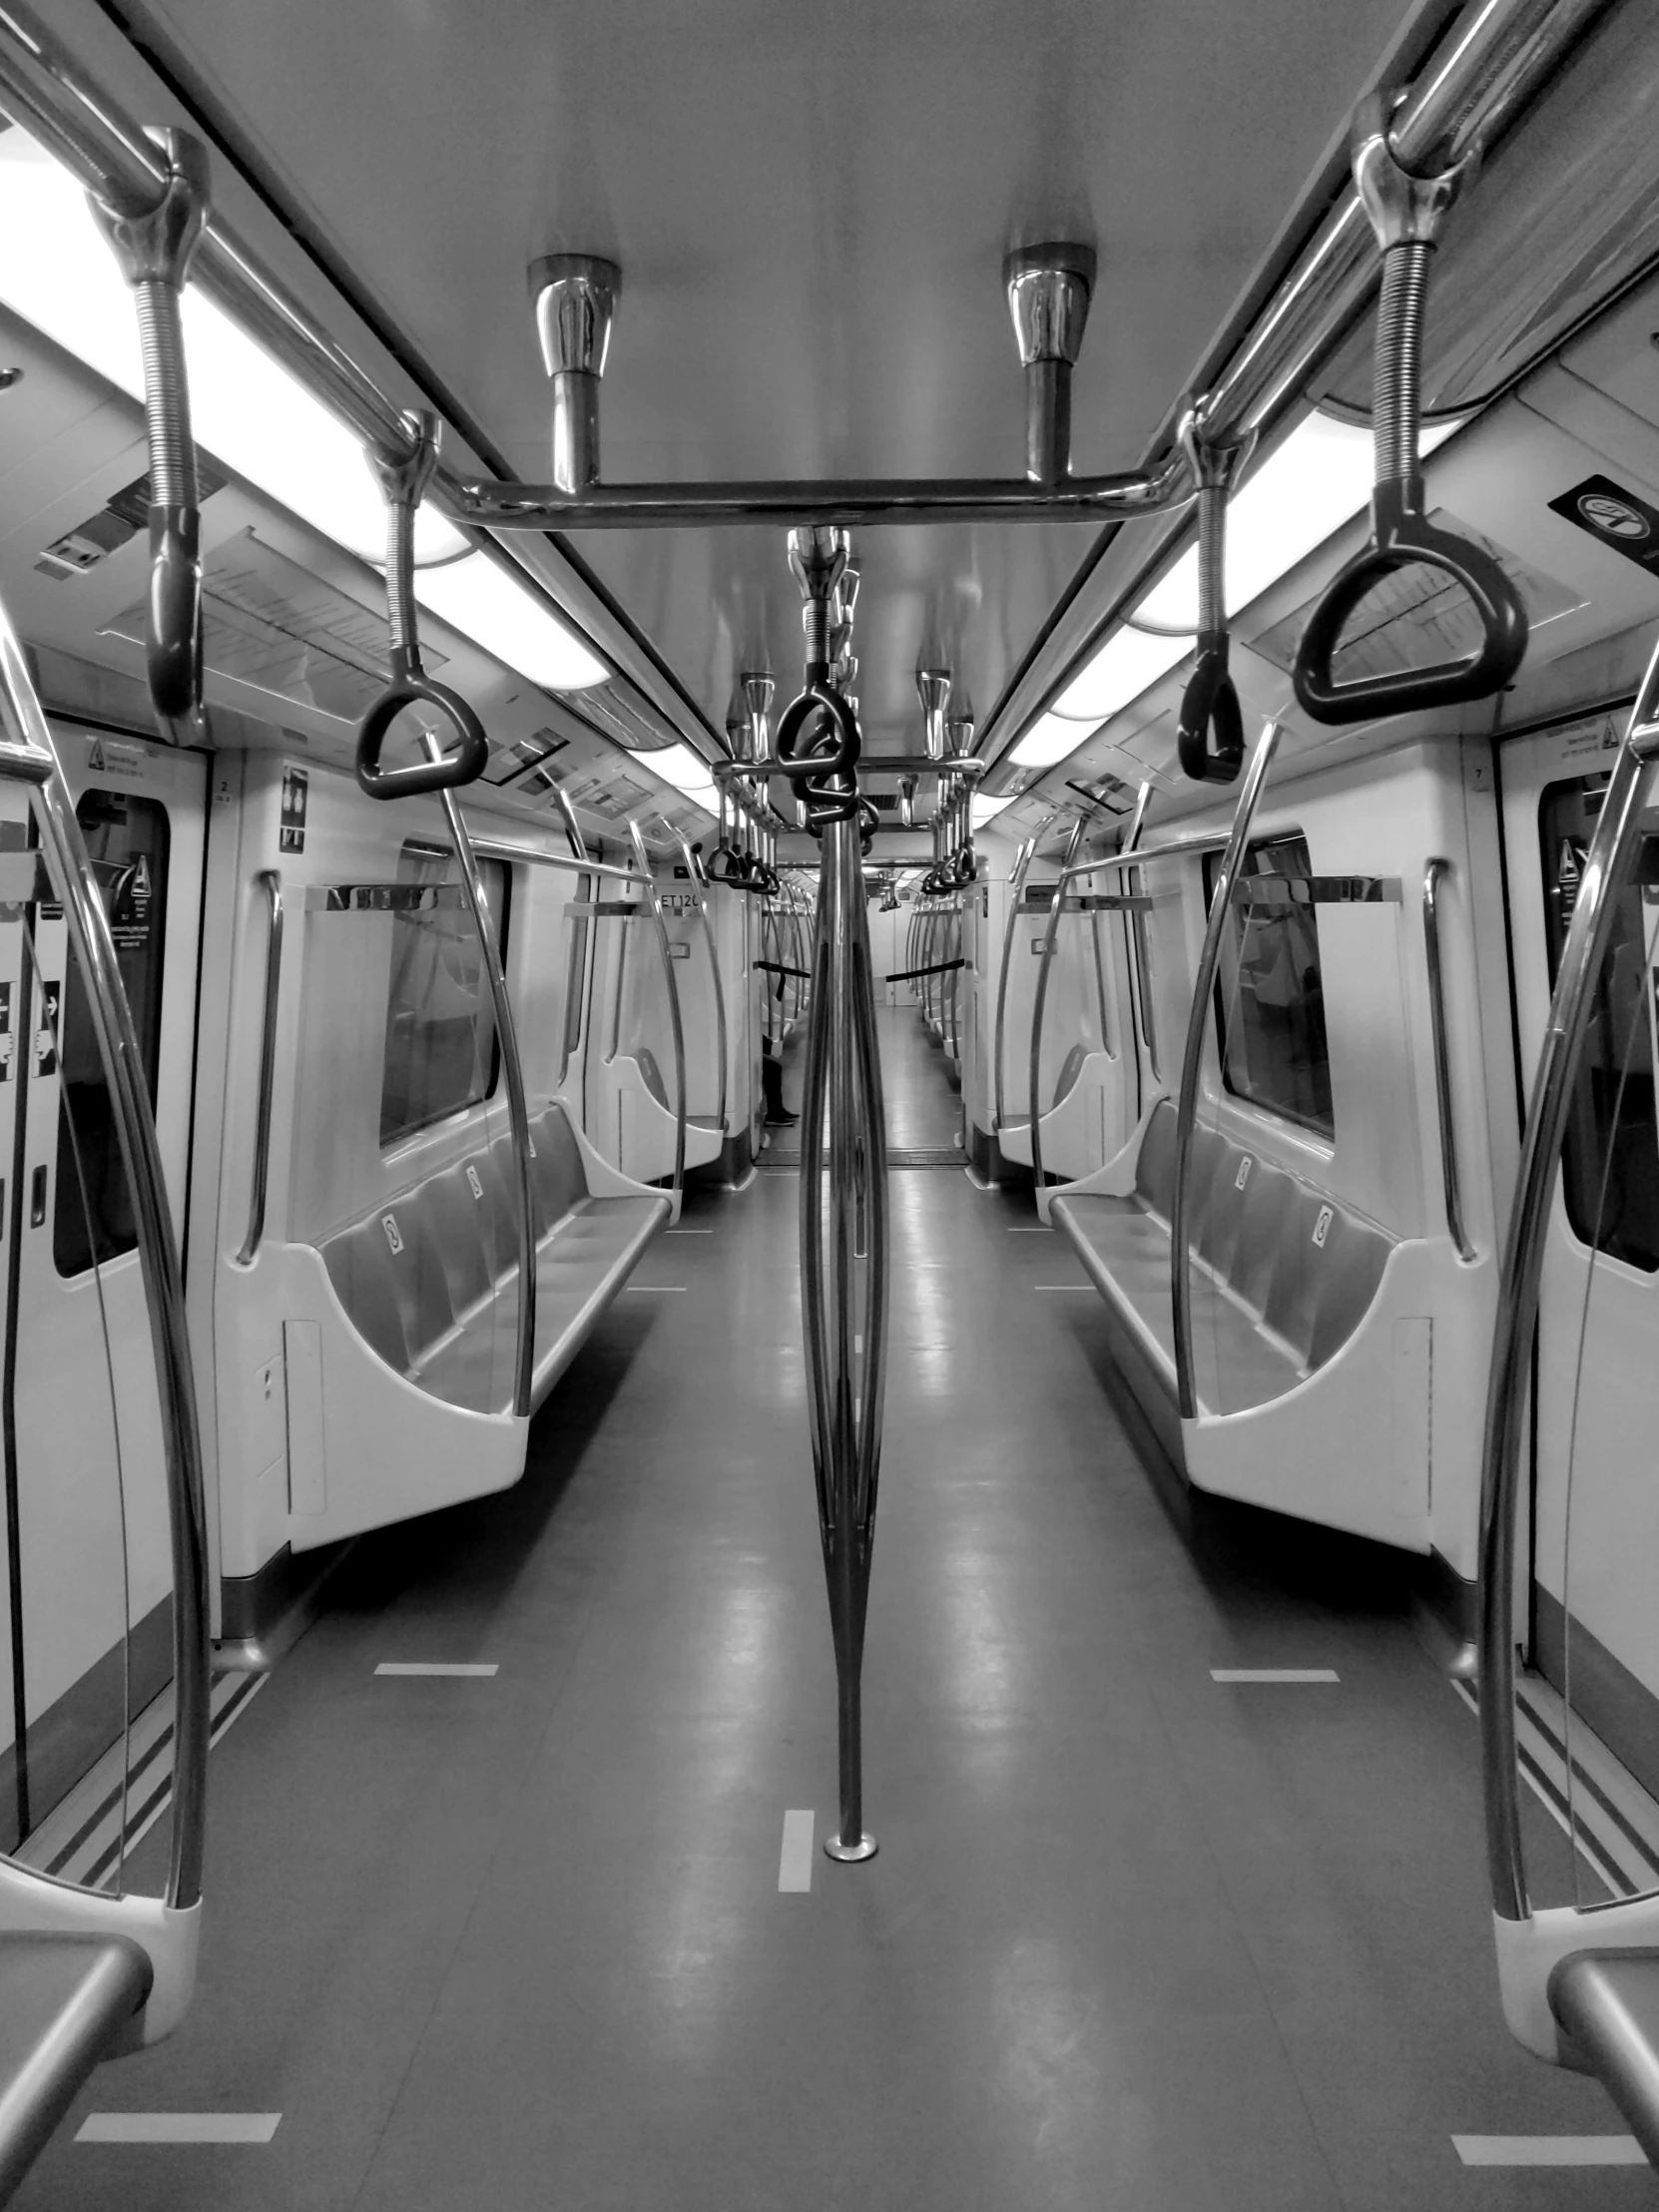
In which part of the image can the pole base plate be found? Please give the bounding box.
[824,1832,878,1864]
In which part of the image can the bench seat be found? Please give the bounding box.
[319,1100,669,1416]
[1050,1099,1393,1430]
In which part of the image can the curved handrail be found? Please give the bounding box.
[1422,857,1475,1265]
[234,868,282,1269]
[628,822,687,1213]
[427,738,536,1419]
[991,832,1042,1130]
[1170,720,1281,1421]
[1293,94,1526,726]
[1477,636,1659,1928]
[1028,819,1089,1199]
[677,830,728,1141]
[0,610,210,1917]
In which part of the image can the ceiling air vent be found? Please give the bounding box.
[38,459,229,581]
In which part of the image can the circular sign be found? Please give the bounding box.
[1578,492,1650,540]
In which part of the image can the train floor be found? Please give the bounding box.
[16,1015,1645,2211]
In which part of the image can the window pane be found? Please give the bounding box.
[1538,774,1659,1274]
[54,790,169,1277]
[378,842,506,1148]
[1207,833,1333,1137]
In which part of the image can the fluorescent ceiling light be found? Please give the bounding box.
[0,132,610,695]
[647,742,718,804]
[1011,709,1105,769]
[1050,411,1463,722]
[971,793,1017,827]
[414,555,606,691]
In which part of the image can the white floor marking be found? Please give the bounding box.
[374,1662,498,1677]
[1007,1226,1054,1232]
[1453,2137,1645,2166]
[665,1228,712,1234]
[78,2113,281,2143]
[1211,1668,1341,1683]
[1033,1284,1092,1291]
[779,1809,815,1892]
[624,1286,686,1293]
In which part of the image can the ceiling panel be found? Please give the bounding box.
[126,0,1405,756]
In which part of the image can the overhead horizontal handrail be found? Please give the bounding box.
[1170,720,1283,1420]
[234,868,282,1269]
[1421,856,1474,1264]
[463,835,646,887]
[1293,92,1528,724]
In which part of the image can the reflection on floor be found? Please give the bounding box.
[765,1001,960,1166]
[20,1157,1641,2211]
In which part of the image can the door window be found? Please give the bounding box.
[1537,773,1659,1273]
[54,790,169,1277]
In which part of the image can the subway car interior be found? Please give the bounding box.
[5,0,1659,2205]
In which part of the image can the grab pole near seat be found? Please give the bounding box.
[426,737,537,1419]
[628,821,688,1214]
[676,829,728,1141]
[1169,721,1281,1420]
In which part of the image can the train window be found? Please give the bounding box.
[1538,775,1659,1273]
[54,791,170,1277]
[1130,866,1161,1079]
[379,840,507,1149]
[1204,832,1334,1137]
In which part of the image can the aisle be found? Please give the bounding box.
[20,1168,1638,2211]
[765,1002,961,1164]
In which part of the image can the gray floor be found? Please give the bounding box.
[765,1000,961,1162]
[16,1011,1648,2209]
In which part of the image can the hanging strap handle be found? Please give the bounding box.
[88,129,211,740]
[355,411,490,800]
[1175,398,1253,783]
[1293,93,1526,726]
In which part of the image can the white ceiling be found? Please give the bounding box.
[110,0,1408,759]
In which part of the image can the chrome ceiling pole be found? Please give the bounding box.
[529,256,619,494]
[917,669,951,764]
[777,527,886,1864]
[1004,244,1096,486]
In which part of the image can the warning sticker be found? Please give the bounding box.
[1548,474,1659,579]
[279,766,308,854]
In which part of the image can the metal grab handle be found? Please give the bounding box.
[628,822,687,1210]
[1175,400,1252,785]
[1477,634,1659,1927]
[1422,858,1474,1264]
[234,869,282,1268]
[430,739,536,1417]
[1293,94,1527,727]
[87,129,210,739]
[356,412,490,800]
[0,611,211,1913]
[677,830,728,1140]
[1170,721,1281,1420]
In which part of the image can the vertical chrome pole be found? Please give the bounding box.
[1171,721,1281,1420]
[432,745,536,1416]
[1477,640,1659,1925]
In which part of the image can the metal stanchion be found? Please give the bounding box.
[778,526,887,1863]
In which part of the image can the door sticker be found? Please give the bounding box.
[279,767,308,854]
[1235,1156,1253,1191]
[466,1165,483,1200]
[1312,1204,1334,1249]
[1548,474,1659,577]
[381,1213,403,1255]
[35,978,58,1075]
[0,980,13,1081]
